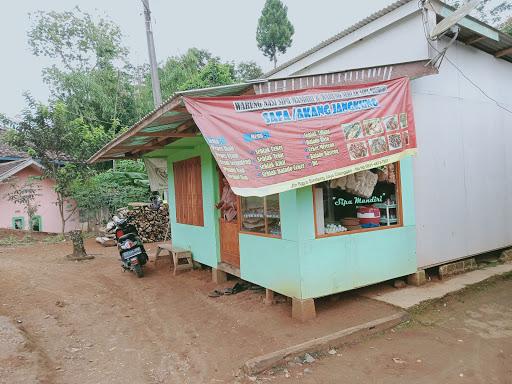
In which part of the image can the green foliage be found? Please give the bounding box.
[28,7,127,70]
[0,235,36,247]
[28,8,137,132]
[234,61,264,81]
[5,8,266,229]
[446,0,511,26]
[256,0,295,68]
[501,16,512,35]
[4,99,113,233]
[6,97,112,165]
[70,160,151,214]
[179,60,235,91]
[135,49,262,113]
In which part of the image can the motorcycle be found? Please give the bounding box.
[107,215,148,278]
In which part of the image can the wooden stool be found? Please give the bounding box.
[154,244,172,267]
[155,244,193,275]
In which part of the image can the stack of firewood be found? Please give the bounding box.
[120,203,170,243]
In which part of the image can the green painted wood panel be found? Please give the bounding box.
[149,137,417,300]
[159,138,221,268]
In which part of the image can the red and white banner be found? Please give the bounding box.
[184,77,417,197]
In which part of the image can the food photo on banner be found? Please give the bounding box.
[184,77,417,198]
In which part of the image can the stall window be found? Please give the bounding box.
[241,194,281,237]
[313,162,401,237]
[173,157,204,226]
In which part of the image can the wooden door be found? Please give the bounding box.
[219,218,240,267]
[218,172,240,268]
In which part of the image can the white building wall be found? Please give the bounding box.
[411,38,512,267]
[269,4,429,78]
[266,10,512,267]
[294,14,429,76]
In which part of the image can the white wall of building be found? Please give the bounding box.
[411,38,512,267]
[294,14,429,76]
[269,3,429,78]
[267,7,512,268]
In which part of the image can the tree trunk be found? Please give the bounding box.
[69,230,87,258]
[57,196,66,235]
[66,230,94,261]
[273,55,277,69]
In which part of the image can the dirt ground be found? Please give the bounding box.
[264,273,512,384]
[0,235,399,384]
[1,234,511,384]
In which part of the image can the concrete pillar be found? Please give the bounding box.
[264,289,275,305]
[292,298,316,321]
[212,268,227,284]
[407,270,426,286]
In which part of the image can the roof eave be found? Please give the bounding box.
[87,82,256,163]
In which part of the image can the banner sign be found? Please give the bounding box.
[184,77,417,197]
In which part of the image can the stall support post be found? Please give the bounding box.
[407,270,426,286]
[212,268,228,284]
[292,298,316,321]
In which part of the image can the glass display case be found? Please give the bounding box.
[241,194,281,236]
[314,162,401,237]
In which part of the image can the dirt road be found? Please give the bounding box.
[265,273,512,384]
[1,235,510,384]
[0,237,398,384]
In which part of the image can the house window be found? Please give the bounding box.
[12,217,25,230]
[31,216,42,232]
[173,157,204,226]
[313,162,402,237]
[240,194,281,237]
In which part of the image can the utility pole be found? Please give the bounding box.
[141,0,162,107]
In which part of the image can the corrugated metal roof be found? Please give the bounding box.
[88,82,254,163]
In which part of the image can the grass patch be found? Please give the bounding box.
[0,233,67,246]
[42,234,65,244]
[0,235,36,247]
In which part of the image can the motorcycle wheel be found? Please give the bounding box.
[133,264,144,278]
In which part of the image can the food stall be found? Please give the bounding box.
[89,63,429,320]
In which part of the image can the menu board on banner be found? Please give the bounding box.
[184,77,417,197]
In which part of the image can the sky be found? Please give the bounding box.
[0,0,397,119]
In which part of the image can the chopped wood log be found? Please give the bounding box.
[117,203,170,243]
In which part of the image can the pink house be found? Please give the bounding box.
[0,158,81,233]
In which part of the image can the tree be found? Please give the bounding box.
[235,61,264,81]
[4,98,111,234]
[179,60,236,90]
[501,16,512,35]
[256,0,295,68]
[4,178,42,231]
[27,8,138,133]
[70,160,152,217]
